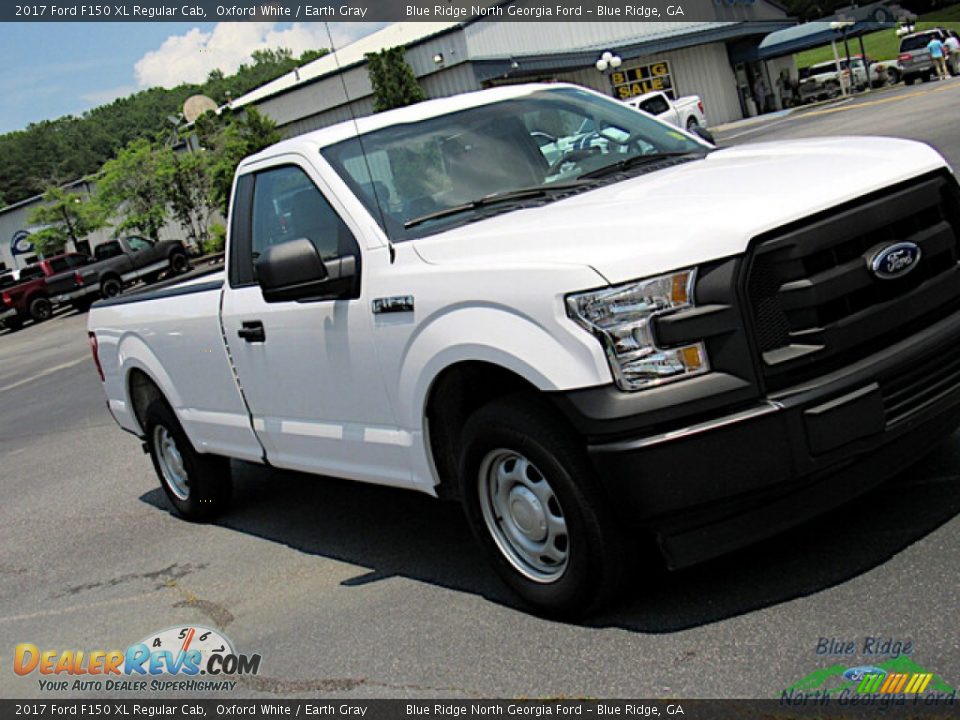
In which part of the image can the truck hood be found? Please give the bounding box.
[412,137,949,285]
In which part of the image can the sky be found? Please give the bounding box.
[0,22,387,134]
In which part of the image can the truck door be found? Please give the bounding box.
[220,157,412,489]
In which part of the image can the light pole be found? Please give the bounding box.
[595,52,622,97]
[830,20,855,97]
[595,51,622,73]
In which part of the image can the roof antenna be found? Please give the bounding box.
[323,22,396,264]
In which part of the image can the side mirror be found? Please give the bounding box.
[256,237,357,303]
[690,125,716,146]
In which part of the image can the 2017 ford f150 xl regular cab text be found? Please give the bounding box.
[89,84,960,616]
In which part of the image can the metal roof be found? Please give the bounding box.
[228,22,463,109]
[471,21,793,81]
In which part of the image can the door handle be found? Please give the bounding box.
[238,321,265,343]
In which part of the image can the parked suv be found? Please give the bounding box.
[899,27,960,84]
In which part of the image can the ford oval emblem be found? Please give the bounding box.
[871,242,921,280]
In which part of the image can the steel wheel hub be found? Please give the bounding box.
[478,449,569,583]
[154,425,189,500]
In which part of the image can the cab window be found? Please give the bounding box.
[48,257,70,273]
[127,237,153,252]
[249,165,359,279]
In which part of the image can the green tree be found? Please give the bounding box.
[159,148,215,252]
[0,45,328,206]
[366,46,426,113]
[201,108,280,216]
[95,139,169,242]
[26,186,104,256]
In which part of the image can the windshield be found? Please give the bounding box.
[320,87,707,240]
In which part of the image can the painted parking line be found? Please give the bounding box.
[0,356,89,396]
[802,79,960,118]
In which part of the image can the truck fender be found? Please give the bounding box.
[117,333,188,435]
[396,304,608,431]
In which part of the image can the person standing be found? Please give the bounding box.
[945,34,960,76]
[928,36,948,80]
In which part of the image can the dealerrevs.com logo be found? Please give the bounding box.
[14,625,261,692]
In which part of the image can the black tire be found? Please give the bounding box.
[100,277,122,298]
[170,252,189,275]
[459,395,625,618]
[887,68,901,85]
[28,296,52,322]
[71,297,94,313]
[143,398,232,522]
[3,316,23,332]
[905,74,916,86]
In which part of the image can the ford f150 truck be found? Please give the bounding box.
[626,90,707,131]
[89,83,960,616]
[81,236,191,299]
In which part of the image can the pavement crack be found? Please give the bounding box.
[55,562,206,598]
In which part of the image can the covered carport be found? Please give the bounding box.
[728,5,908,116]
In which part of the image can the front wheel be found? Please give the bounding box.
[459,396,625,618]
[144,398,232,522]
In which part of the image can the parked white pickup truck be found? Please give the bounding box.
[626,90,707,131]
[90,83,960,617]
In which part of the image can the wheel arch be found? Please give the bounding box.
[118,336,186,437]
[99,271,122,288]
[423,361,545,500]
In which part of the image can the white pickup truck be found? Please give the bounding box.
[90,83,960,617]
[626,90,707,131]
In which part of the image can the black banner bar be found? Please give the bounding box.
[1,0,950,23]
[2,699,960,719]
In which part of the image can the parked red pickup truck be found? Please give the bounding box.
[0,252,91,330]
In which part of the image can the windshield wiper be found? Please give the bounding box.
[578,151,701,180]
[404,182,586,229]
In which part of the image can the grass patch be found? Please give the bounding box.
[795,13,960,67]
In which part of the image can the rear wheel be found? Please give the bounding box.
[686,117,698,131]
[144,398,232,522]
[459,396,625,618]
[100,277,122,298]
[170,252,189,275]
[28,297,52,322]
[905,74,916,86]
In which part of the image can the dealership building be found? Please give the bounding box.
[230,8,796,140]
[2,9,803,270]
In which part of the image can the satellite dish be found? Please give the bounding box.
[183,95,218,123]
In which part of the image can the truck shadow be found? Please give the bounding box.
[139,437,960,633]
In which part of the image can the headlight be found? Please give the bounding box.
[566,269,709,391]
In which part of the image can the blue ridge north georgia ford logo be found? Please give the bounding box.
[871,242,921,280]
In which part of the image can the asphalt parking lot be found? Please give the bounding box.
[2,79,960,701]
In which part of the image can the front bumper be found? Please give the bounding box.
[554,307,960,569]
